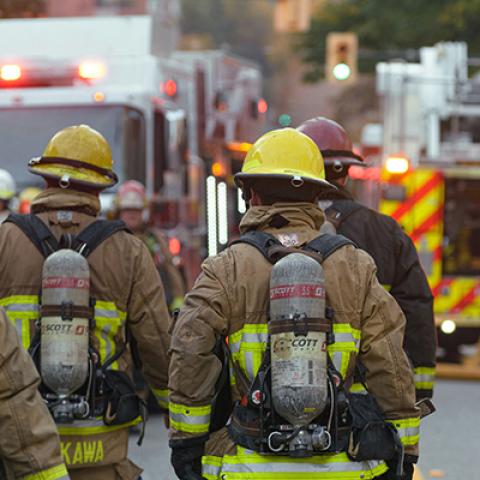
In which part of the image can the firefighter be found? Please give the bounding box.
[169,128,419,480]
[114,180,185,312]
[0,169,16,223]
[17,186,42,214]
[0,125,171,480]
[298,117,437,401]
[0,307,70,480]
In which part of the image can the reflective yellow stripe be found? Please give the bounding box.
[58,415,141,436]
[152,387,169,409]
[0,295,38,349]
[202,455,222,480]
[221,450,388,478]
[387,417,420,447]
[414,367,435,390]
[382,284,392,292]
[170,402,211,434]
[349,382,367,394]
[22,463,69,480]
[94,301,126,370]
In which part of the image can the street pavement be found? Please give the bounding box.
[129,379,479,480]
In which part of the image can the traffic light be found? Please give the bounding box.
[326,32,358,83]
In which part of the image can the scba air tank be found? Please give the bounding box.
[269,253,328,429]
[40,249,90,398]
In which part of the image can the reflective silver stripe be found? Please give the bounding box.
[100,323,113,361]
[3,303,38,312]
[95,307,119,318]
[331,351,343,374]
[334,332,359,348]
[222,459,384,474]
[170,412,211,425]
[397,426,420,439]
[202,463,222,477]
[415,374,434,383]
[244,350,255,381]
[229,333,269,353]
[15,319,23,338]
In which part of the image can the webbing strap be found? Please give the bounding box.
[5,213,59,257]
[74,220,128,257]
[231,230,355,264]
[324,200,363,230]
[4,214,128,258]
[304,233,355,259]
[229,230,282,262]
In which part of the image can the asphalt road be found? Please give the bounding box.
[129,379,480,480]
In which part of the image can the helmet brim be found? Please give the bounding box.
[324,156,366,167]
[234,172,337,190]
[29,163,117,190]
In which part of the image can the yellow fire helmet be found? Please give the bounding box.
[234,127,334,190]
[28,124,118,190]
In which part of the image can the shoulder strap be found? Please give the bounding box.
[4,213,59,258]
[325,200,363,230]
[303,233,356,261]
[73,220,129,257]
[229,231,282,263]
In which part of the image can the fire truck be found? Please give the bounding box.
[0,15,267,286]
[353,42,480,361]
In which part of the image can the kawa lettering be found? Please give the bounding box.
[61,440,104,465]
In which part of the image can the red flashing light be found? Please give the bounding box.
[78,61,106,80]
[257,98,268,114]
[163,79,178,97]
[169,237,182,256]
[1,64,22,81]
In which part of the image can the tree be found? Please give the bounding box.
[0,0,45,18]
[298,0,480,81]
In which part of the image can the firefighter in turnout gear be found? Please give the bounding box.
[0,307,70,480]
[0,125,171,480]
[298,117,437,401]
[0,169,16,223]
[169,128,420,480]
[114,180,185,312]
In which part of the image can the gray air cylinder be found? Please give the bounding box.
[269,253,328,428]
[40,249,90,397]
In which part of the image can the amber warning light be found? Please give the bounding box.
[0,64,22,81]
[385,155,410,175]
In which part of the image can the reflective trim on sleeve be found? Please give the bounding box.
[22,464,69,480]
[58,415,141,436]
[329,324,361,351]
[152,387,169,409]
[414,367,436,391]
[202,455,223,480]
[387,417,420,447]
[169,402,212,434]
[221,449,388,478]
[381,284,392,292]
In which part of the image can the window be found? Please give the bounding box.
[443,177,480,276]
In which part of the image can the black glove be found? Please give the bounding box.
[170,435,208,480]
[385,460,415,480]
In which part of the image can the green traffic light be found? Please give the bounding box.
[278,113,292,127]
[332,63,351,81]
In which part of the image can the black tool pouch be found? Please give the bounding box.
[102,370,146,426]
[227,401,263,452]
[346,391,404,474]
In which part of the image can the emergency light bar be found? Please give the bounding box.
[78,61,107,80]
[0,64,22,81]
